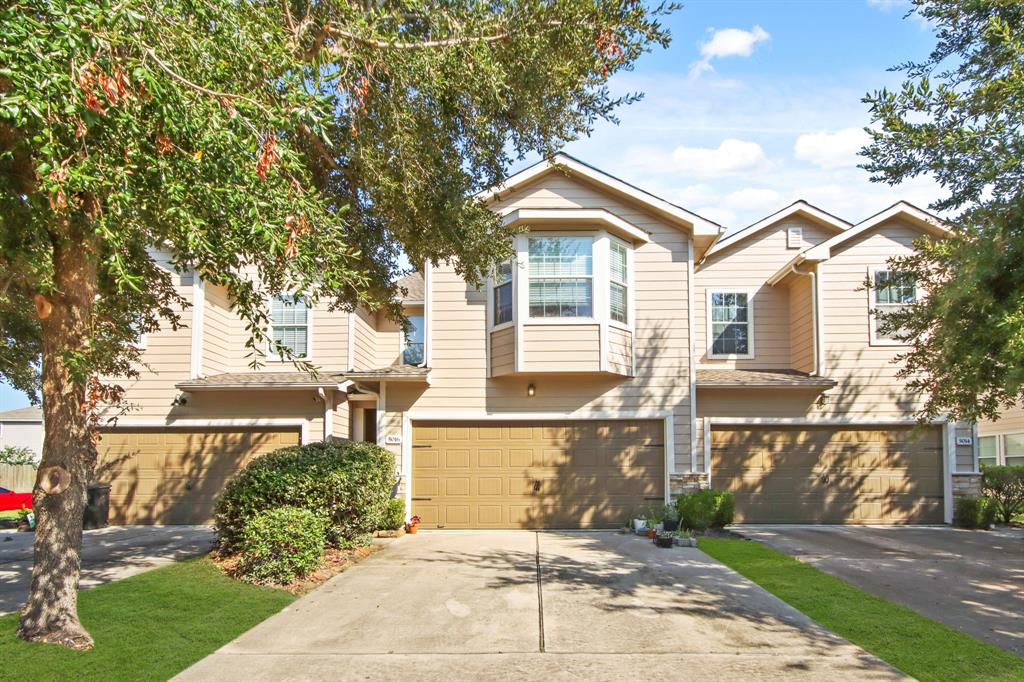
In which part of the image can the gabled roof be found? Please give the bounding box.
[801,201,949,262]
[396,272,424,304]
[0,406,42,422]
[479,153,723,252]
[704,200,850,259]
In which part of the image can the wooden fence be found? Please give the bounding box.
[0,464,36,492]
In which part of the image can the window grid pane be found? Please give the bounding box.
[1003,433,1024,457]
[270,296,309,357]
[528,237,593,277]
[610,242,628,283]
[529,279,593,318]
[611,282,627,324]
[711,292,750,355]
[403,315,425,365]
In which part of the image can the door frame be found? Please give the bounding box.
[705,417,952,524]
[402,410,675,523]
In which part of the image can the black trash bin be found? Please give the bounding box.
[83,483,111,530]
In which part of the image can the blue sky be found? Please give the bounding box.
[0,0,937,412]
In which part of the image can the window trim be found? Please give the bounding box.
[608,235,634,330]
[978,432,1024,467]
[267,295,314,361]
[402,313,426,367]
[868,266,916,347]
[524,232,598,324]
[706,288,755,360]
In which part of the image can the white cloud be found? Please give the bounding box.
[690,26,770,78]
[793,127,871,169]
[671,139,770,178]
[866,0,905,9]
[696,205,738,227]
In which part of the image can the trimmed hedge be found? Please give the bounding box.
[238,506,326,585]
[215,439,395,551]
[677,489,735,531]
[980,464,1024,524]
[953,496,997,529]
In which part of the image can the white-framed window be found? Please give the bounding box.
[403,314,425,366]
[979,433,1024,468]
[786,225,803,249]
[269,295,310,359]
[871,268,916,344]
[708,291,753,358]
[609,238,629,325]
[493,262,513,326]
[528,236,593,319]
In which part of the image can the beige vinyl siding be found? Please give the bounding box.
[374,312,403,367]
[696,215,835,369]
[521,324,601,373]
[202,284,235,375]
[380,172,694,473]
[980,403,1024,436]
[817,219,927,417]
[490,326,515,376]
[607,327,633,376]
[351,307,377,370]
[954,422,975,472]
[788,274,815,373]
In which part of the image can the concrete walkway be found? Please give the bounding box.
[735,525,1024,656]
[178,531,902,681]
[0,525,215,615]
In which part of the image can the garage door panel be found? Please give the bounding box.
[713,426,943,524]
[98,427,300,524]
[412,420,664,529]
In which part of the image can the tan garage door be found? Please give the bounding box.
[411,420,665,529]
[712,425,944,524]
[98,427,301,524]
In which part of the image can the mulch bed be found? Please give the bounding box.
[211,543,383,596]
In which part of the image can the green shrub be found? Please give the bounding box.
[382,498,406,530]
[0,446,35,466]
[215,439,395,551]
[953,496,997,529]
[677,489,735,532]
[238,506,326,585]
[980,464,1024,524]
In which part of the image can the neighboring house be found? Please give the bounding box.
[979,407,1024,469]
[96,154,979,527]
[0,406,43,460]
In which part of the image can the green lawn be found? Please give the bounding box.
[700,538,1024,682]
[0,510,21,521]
[0,558,294,681]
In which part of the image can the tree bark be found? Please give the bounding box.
[17,233,99,651]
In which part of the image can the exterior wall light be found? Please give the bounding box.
[527,383,536,397]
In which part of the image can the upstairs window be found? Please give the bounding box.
[528,236,593,318]
[493,262,513,326]
[709,291,752,358]
[403,315,425,365]
[978,436,998,468]
[610,239,629,324]
[872,269,916,343]
[269,295,310,358]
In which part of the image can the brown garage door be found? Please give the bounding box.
[98,427,301,524]
[411,420,665,529]
[712,425,944,524]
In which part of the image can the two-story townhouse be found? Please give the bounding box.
[96,153,979,527]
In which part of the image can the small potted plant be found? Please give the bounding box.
[674,529,697,548]
[632,514,647,533]
[661,504,679,533]
[654,529,674,548]
[406,515,421,534]
[645,511,658,538]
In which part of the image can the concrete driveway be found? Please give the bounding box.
[736,526,1024,656]
[0,525,215,615]
[178,531,901,681]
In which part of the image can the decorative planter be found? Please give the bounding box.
[632,519,647,532]
[673,536,697,548]
[646,528,657,539]
[406,523,420,534]
[654,534,674,548]
[662,519,679,532]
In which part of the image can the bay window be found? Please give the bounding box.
[528,236,593,318]
[610,238,629,324]
[493,262,513,326]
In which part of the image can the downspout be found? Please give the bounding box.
[787,263,822,377]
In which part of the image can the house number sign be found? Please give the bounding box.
[955,436,973,446]
[385,434,402,445]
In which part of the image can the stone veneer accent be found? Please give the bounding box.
[951,473,981,498]
[670,472,709,498]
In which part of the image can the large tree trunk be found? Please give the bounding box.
[17,234,99,651]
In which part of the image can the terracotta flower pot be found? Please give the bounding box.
[646,528,656,539]
[406,523,420,534]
